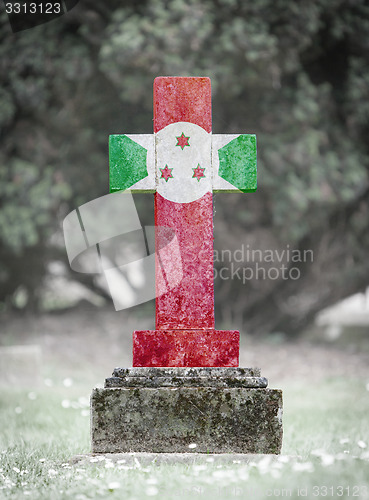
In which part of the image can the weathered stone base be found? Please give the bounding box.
[91,368,283,454]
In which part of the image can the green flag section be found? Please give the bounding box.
[218,135,257,193]
[109,135,148,192]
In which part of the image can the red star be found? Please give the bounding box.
[160,165,173,182]
[176,133,190,150]
[192,164,205,182]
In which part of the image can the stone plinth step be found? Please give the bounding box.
[106,367,267,388]
[113,367,261,377]
[91,367,283,454]
[105,376,268,388]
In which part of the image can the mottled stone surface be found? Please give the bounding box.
[156,122,212,203]
[153,77,212,133]
[109,134,155,193]
[107,367,266,388]
[91,386,283,454]
[133,329,239,367]
[105,376,267,388]
[113,367,261,377]
[109,135,148,193]
[218,135,257,193]
[155,192,215,331]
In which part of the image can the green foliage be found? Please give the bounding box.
[98,0,369,244]
[0,0,368,322]
[0,160,71,254]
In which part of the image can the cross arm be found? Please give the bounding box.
[109,134,155,193]
[212,134,257,193]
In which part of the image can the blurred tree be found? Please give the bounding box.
[0,0,368,334]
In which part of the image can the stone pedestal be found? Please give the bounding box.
[91,368,283,454]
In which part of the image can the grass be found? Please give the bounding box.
[0,376,369,499]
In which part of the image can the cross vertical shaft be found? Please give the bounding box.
[154,78,214,330]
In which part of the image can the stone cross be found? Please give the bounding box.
[109,77,257,367]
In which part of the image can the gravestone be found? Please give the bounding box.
[91,77,283,453]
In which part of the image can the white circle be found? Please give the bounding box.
[156,122,212,203]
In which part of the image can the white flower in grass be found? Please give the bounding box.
[13,467,20,474]
[193,464,207,472]
[292,462,314,472]
[108,482,121,491]
[321,454,335,466]
[63,378,73,387]
[256,455,272,474]
[27,392,37,400]
[39,459,46,463]
[311,449,325,457]
[188,443,197,449]
[89,458,99,463]
[116,459,126,464]
[78,396,89,407]
[339,438,349,444]
[48,469,58,477]
[117,465,130,470]
[366,382,369,391]
[61,400,70,409]
[146,477,158,485]
[104,462,114,469]
[212,469,235,479]
[81,410,89,417]
[272,461,283,470]
[4,477,15,487]
[146,486,159,496]
[336,453,349,460]
[15,407,22,414]
[24,491,31,496]
[271,468,281,479]
[206,457,214,463]
[238,468,249,481]
[358,440,367,449]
